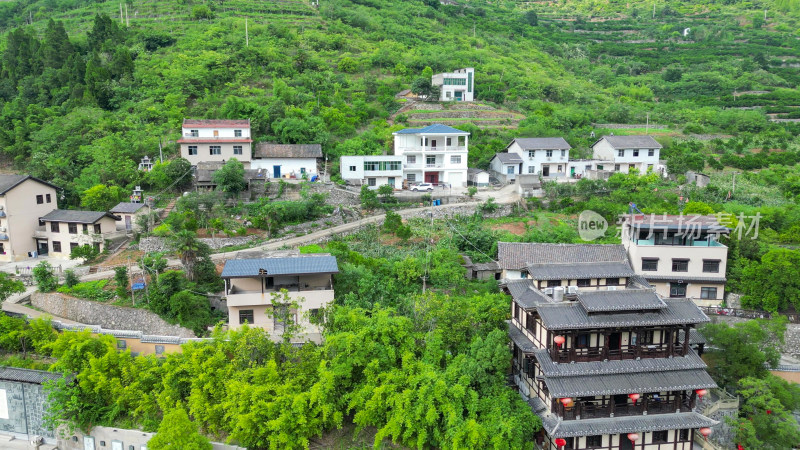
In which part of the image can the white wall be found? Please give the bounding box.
[250,157,318,178]
[1,179,58,261]
[181,126,250,139]
[507,142,569,176]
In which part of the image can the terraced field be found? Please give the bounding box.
[399,102,525,129]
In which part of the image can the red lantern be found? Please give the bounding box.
[699,427,712,441]
[554,335,565,347]
[555,438,567,448]
[627,433,640,443]
[628,393,640,405]
[695,389,707,399]
[766,409,772,415]
[560,397,572,407]
[737,444,744,450]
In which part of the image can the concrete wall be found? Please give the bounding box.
[1,178,58,262]
[339,155,403,185]
[507,142,570,176]
[180,143,252,167]
[40,216,118,258]
[0,380,53,440]
[592,138,660,174]
[57,425,245,450]
[31,293,196,338]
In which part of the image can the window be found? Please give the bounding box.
[561,149,566,158]
[575,333,589,348]
[349,165,356,172]
[70,242,78,251]
[528,150,536,158]
[636,330,654,345]
[38,219,45,227]
[605,278,620,286]
[652,430,668,444]
[117,340,126,349]
[155,345,165,355]
[234,129,242,137]
[46,193,51,203]
[446,137,452,146]
[407,174,416,182]
[614,164,620,171]
[82,224,88,233]
[190,129,199,137]
[52,241,61,252]
[546,280,562,288]
[576,278,591,287]
[507,166,514,175]
[50,222,59,233]
[618,149,625,157]
[188,145,198,156]
[407,155,416,164]
[68,223,78,234]
[0,243,4,254]
[94,224,101,234]
[528,166,535,174]
[585,435,602,447]
[233,145,243,155]
[648,149,655,157]
[367,178,376,186]
[642,258,658,271]
[36,195,43,204]
[672,259,689,272]
[210,146,221,155]
[546,150,553,157]
[701,287,718,299]
[670,282,687,297]
[310,308,323,323]
[557,165,562,172]
[633,149,639,157]
[703,260,720,273]
[239,309,254,325]
[426,155,436,166]
[679,429,690,441]
[450,155,461,164]
[213,130,219,137]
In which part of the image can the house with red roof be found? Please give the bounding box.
[177,119,253,168]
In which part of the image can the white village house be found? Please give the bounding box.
[251,143,322,179]
[489,152,523,183]
[178,119,253,168]
[492,138,572,181]
[431,67,475,102]
[591,135,664,175]
[392,124,469,187]
[340,155,404,189]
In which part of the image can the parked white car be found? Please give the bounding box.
[410,183,434,191]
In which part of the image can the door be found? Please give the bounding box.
[455,91,463,101]
[570,166,576,176]
[273,165,281,178]
[448,172,463,187]
[619,434,633,450]
[608,332,621,350]
[388,177,395,187]
[425,172,439,184]
[37,241,48,255]
[542,165,550,177]
[84,436,96,450]
[430,139,437,150]
[125,215,132,231]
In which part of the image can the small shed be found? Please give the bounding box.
[251,143,322,179]
[463,255,500,280]
[686,171,710,188]
[517,174,543,198]
[110,202,147,232]
[489,152,523,183]
[467,168,490,187]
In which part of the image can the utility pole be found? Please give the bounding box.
[158,137,163,163]
[245,18,249,47]
[120,3,124,23]
[652,3,655,18]
[732,172,738,195]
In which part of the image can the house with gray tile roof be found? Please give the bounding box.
[503,137,572,180]
[37,209,123,258]
[592,135,666,176]
[504,241,717,450]
[221,253,338,344]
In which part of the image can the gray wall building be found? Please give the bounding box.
[0,367,62,443]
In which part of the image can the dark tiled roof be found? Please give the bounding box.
[542,368,717,398]
[393,124,470,135]
[536,298,709,330]
[532,348,707,377]
[680,328,707,345]
[110,202,145,214]
[577,289,666,312]
[0,366,63,384]
[254,143,322,158]
[0,174,58,195]
[596,135,662,149]
[526,261,635,281]
[497,242,627,270]
[471,261,499,271]
[183,119,250,128]
[467,168,488,175]
[508,321,538,353]
[510,137,571,150]
[507,279,553,309]
[41,209,120,223]
[221,255,339,278]
[537,403,717,438]
[140,335,183,344]
[106,330,142,339]
[491,152,523,164]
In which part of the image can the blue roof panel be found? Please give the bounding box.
[221,256,339,278]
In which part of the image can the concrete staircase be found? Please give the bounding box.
[159,197,178,220]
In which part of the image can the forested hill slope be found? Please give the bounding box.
[0,0,799,205]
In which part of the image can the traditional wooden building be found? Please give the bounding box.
[502,243,718,450]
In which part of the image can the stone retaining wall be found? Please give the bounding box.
[31,292,196,338]
[139,235,258,253]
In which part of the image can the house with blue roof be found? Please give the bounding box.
[220,253,339,344]
[392,124,470,187]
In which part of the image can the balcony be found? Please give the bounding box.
[552,343,687,363]
[560,397,691,421]
[397,146,466,153]
[635,238,725,247]
[227,284,334,308]
[405,163,444,170]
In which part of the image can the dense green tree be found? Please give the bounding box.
[212,158,247,197]
[728,377,800,450]
[32,261,58,292]
[360,185,379,210]
[0,272,24,304]
[148,408,212,450]
[740,248,800,311]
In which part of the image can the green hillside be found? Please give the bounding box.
[0,0,798,204]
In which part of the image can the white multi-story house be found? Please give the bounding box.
[392,124,469,187]
[35,210,122,258]
[340,155,404,189]
[431,68,474,102]
[504,138,572,178]
[178,119,253,168]
[592,135,663,174]
[0,175,59,261]
[622,214,729,306]
[221,253,339,344]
